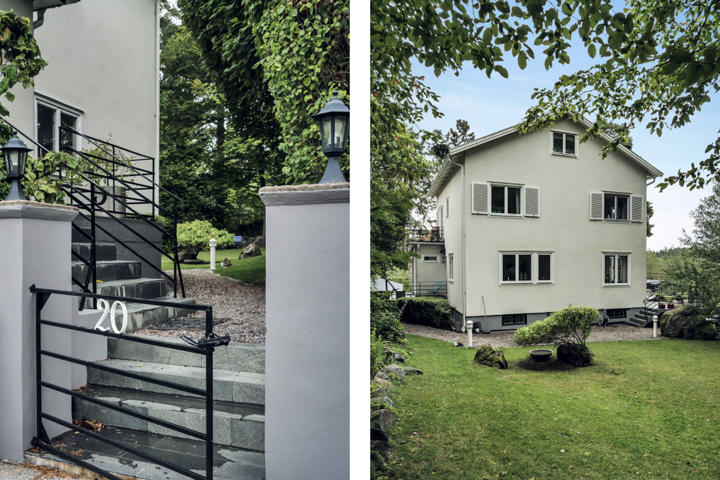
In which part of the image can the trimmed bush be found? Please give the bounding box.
[515,305,597,366]
[396,297,454,330]
[660,305,717,340]
[371,292,405,342]
[177,220,234,258]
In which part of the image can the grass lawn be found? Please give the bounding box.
[161,248,266,285]
[385,335,720,479]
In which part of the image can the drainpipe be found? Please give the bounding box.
[33,9,47,30]
[446,154,467,332]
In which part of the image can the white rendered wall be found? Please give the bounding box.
[436,119,649,319]
[413,244,445,283]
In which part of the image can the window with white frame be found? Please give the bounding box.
[500,252,554,284]
[422,254,439,263]
[603,193,629,221]
[491,184,522,215]
[36,96,82,156]
[448,253,454,282]
[603,253,630,286]
[552,131,577,156]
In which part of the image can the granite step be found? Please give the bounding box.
[108,336,265,374]
[71,226,93,243]
[73,385,264,451]
[72,242,117,262]
[72,259,143,283]
[24,425,265,479]
[73,277,168,300]
[87,359,265,406]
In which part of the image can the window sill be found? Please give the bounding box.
[500,281,534,286]
[603,284,631,287]
[489,214,524,219]
[551,152,578,158]
[603,219,631,223]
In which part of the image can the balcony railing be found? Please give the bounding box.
[408,227,444,243]
[401,282,447,298]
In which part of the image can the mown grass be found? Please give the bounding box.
[161,248,266,285]
[385,335,720,480]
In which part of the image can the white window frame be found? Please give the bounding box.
[421,254,440,263]
[34,94,83,157]
[489,182,524,217]
[447,252,454,282]
[550,129,578,157]
[602,252,631,287]
[499,251,554,285]
[602,191,631,222]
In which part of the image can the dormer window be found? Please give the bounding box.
[552,131,576,156]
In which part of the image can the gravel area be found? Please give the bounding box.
[135,269,266,344]
[402,322,662,348]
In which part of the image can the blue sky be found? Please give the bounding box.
[413,25,719,251]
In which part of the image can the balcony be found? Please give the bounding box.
[396,282,447,299]
[408,226,444,243]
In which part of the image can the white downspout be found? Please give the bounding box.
[155,0,161,215]
[446,154,467,332]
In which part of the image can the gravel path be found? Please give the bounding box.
[402,322,662,348]
[135,270,266,344]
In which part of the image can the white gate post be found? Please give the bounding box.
[209,238,216,270]
[260,183,349,480]
[0,201,78,462]
[653,315,658,338]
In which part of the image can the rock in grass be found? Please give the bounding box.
[393,352,406,363]
[239,243,262,260]
[402,366,423,375]
[383,364,406,381]
[372,377,393,389]
[374,371,390,381]
[372,396,395,408]
[371,409,397,432]
[473,344,508,369]
[455,339,465,347]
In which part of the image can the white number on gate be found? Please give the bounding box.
[94,299,129,334]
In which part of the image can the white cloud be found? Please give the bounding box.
[647,183,712,251]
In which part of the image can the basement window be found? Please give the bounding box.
[502,314,527,326]
[606,309,627,319]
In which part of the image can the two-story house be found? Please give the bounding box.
[412,115,663,331]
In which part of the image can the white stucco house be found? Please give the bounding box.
[409,115,663,331]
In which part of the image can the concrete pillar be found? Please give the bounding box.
[0,201,78,462]
[260,183,349,480]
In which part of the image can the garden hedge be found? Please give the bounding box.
[396,297,454,330]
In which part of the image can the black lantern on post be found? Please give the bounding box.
[312,91,349,184]
[2,132,32,201]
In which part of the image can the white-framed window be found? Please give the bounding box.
[422,254,440,263]
[551,130,577,156]
[447,253,454,282]
[35,94,82,156]
[602,252,631,286]
[499,251,554,285]
[603,193,629,221]
[490,183,523,216]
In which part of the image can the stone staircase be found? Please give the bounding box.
[77,336,266,451]
[625,308,657,327]
[71,223,196,332]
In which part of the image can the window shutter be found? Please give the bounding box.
[524,187,539,217]
[631,195,643,223]
[590,192,604,220]
[472,182,489,214]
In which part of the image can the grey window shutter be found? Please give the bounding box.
[590,192,604,220]
[631,195,644,223]
[472,183,489,214]
[524,187,539,217]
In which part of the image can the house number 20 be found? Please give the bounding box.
[93,299,129,334]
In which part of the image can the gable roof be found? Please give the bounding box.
[428,117,663,198]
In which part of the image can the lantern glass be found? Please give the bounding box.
[333,116,347,149]
[6,150,19,177]
[321,117,333,151]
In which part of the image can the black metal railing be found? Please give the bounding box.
[408,282,447,298]
[31,285,229,480]
[0,118,186,303]
[408,227,444,243]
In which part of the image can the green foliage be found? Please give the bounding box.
[515,306,597,354]
[660,305,717,340]
[396,297,454,330]
[0,10,47,117]
[177,220,234,257]
[371,292,405,342]
[371,330,389,379]
[385,268,411,291]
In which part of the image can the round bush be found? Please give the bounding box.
[177,220,234,258]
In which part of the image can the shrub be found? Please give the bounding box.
[660,305,717,340]
[515,305,597,366]
[371,292,405,342]
[176,220,234,258]
[371,330,389,379]
[396,297,454,330]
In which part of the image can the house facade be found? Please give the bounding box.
[415,116,662,331]
[2,0,160,196]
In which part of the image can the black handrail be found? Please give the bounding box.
[0,117,186,299]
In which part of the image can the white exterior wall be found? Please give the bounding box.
[435,119,649,327]
[412,243,445,284]
[441,168,464,313]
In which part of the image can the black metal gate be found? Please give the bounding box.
[30,285,229,480]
